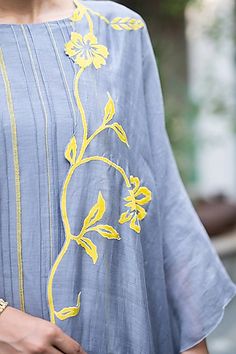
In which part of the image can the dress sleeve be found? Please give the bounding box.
[141,21,236,352]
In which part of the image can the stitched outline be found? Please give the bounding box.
[0,49,24,311]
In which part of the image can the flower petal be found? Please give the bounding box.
[71,32,84,45]
[119,210,132,224]
[136,205,147,221]
[65,32,84,58]
[75,55,93,68]
[92,53,107,69]
[124,200,136,211]
[65,41,79,57]
[92,44,109,58]
[84,32,97,44]
[130,176,140,194]
[130,214,141,233]
[124,190,133,202]
[135,187,152,205]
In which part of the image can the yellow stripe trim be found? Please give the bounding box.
[0,49,25,311]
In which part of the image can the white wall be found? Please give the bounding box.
[185,0,236,200]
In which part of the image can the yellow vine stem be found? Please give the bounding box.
[47,0,147,323]
[86,7,110,25]
[80,156,131,188]
[48,160,82,322]
[85,12,94,34]
[47,153,131,321]
[48,63,91,322]
[85,125,108,148]
[48,60,131,322]
[74,67,88,162]
[47,238,71,323]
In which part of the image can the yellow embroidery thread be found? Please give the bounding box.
[110,17,145,31]
[55,292,81,320]
[0,49,25,311]
[47,0,150,324]
[71,0,144,31]
[119,176,152,233]
[65,32,109,69]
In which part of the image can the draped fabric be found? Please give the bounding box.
[0,1,235,353]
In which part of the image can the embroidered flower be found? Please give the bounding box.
[119,176,152,233]
[65,32,109,69]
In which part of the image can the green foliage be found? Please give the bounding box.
[159,0,192,18]
[153,41,198,186]
[120,0,200,187]
[165,97,199,185]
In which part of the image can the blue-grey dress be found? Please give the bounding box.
[0,1,236,353]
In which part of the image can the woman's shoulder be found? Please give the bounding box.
[80,0,145,24]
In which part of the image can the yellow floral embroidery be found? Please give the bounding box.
[0,50,25,311]
[65,32,109,69]
[75,191,120,264]
[111,17,145,31]
[70,0,87,22]
[47,0,149,324]
[64,135,77,165]
[55,292,81,321]
[119,176,152,233]
[47,93,129,324]
[71,0,144,32]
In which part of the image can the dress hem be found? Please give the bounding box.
[179,285,236,352]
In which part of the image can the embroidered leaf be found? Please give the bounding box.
[91,224,121,240]
[119,210,133,224]
[55,292,81,321]
[118,210,140,233]
[110,123,129,146]
[83,192,106,229]
[103,93,115,124]
[111,17,145,31]
[71,0,86,22]
[77,237,98,264]
[65,136,77,165]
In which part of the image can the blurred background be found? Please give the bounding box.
[118,0,236,353]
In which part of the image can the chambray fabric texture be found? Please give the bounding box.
[0,1,236,353]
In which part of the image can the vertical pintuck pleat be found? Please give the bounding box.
[21,24,54,270]
[45,22,77,252]
[0,48,24,311]
[0,206,5,299]
[11,25,44,317]
[0,116,14,304]
[46,22,77,132]
[0,19,76,318]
